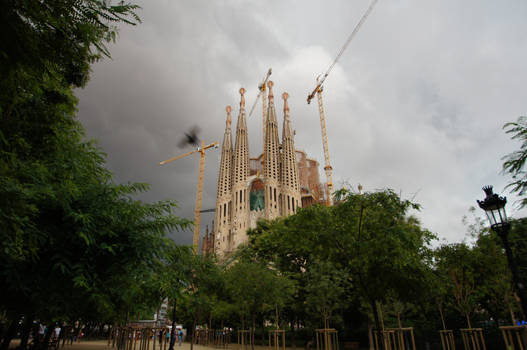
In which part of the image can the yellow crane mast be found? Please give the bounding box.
[307,0,378,205]
[160,140,218,254]
[249,68,272,152]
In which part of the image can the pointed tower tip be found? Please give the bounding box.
[282,92,289,113]
[226,105,232,128]
[239,88,246,108]
[267,81,274,100]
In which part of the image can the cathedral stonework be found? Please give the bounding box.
[204,81,323,256]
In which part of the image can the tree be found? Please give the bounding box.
[0,2,199,349]
[473,231,516,324]
[248,188,435,345]
[176,253,224,350]
[225,257,293,350]
[0,0,140,92]
[331,189,435,334]
[304,259,349,329]
[0,115,190,347]
[503,116,527,207]
[434,243,479,328]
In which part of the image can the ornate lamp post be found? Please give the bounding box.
[477,185,527,319]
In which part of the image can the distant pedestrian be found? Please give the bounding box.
[38,324,45,342]
[54,326,61,340]
[178,330,183,346]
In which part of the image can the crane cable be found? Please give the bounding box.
[308,0,378,103]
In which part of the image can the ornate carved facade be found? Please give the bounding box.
[202,82,325,256]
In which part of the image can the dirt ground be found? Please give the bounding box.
[9,339,297,350]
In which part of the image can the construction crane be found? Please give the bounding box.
[249,68,272,156]
[307,0,378,206]
[160,140,218,254]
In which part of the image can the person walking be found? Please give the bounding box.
[178,330,183,346]
[54,326,61,340]
[38,324,45,342]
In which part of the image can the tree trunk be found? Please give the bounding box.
[251,316,256,350]
[369,299,384,350]
[0,316,19,350]
[367,320,374,350]
[465,313,472,329]
[377,303,385,331]
[510,304,516,325]
[291,316,297,348]
[19,314,34,349]
[438,304,446,330]
[261,318,265,346]
[275,305,279,329]
[190,315,197,350]
[169,302,177,350]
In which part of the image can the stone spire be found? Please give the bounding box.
[263,81,281,219]
[231,88,250,249]
[215,106,233,254]
[201,225,209,256]
[280,92,301,216]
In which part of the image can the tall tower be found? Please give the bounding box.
[263,81,281,220]
[209,82,321,257]
[231,88,250,249]
[280,92,301,216]
[214,106,233,253]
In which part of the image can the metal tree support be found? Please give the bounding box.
[373,328,416,350]
[196,329,215,346]
[111,327,169,350]
[316,329,339,350]
[214,329,232,348]
[439,330,456,350]
[268,330,286,350]
[196,329,206,345]
[238,330,252,350]
[500,326,527,350]
[460,328,486,350]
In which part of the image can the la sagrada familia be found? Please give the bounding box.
[202,81,324,256]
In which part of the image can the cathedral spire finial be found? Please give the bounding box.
[226,105,232,128]
[267,81,274,101]
[282,92,289,115]
[239,88,246,108]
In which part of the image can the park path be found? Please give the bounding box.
[9,340,293,350]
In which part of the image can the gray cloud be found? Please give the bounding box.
[77,0,527,245]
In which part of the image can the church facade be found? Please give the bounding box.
[202,81,324,256]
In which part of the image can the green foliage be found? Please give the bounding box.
[0,0,140,90]
[304,259,349,328]
[508,218,527,286]
[0,0,195,334]
[434,243,479,328]
[503,116,527,207]
[248,188,436,334]
[433,230,515,328]
[224,255,294,329]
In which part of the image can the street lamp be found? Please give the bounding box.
[477,185,527,320]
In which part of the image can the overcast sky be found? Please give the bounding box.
[76,0,527,246]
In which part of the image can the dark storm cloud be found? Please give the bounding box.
[77,0,527,245]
